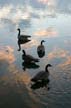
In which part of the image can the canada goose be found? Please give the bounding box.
[17,28,31,39]
[31,64,52,82]
[37,40,45,57]
[22,50,39,63]
[17,28,31,51]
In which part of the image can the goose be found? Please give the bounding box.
[17,28,31,51]
[37,40,45,57]
[17,28,31,40]
[31,64,52,82]
[22,50,39,63]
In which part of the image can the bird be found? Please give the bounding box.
[17,28,31,51]
[22,50,39,63]
[37,40,45,57]
[31,64,52,82]
[17,28,31,40]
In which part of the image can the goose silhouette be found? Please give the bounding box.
[22,61,39,71]
[17,28,31,51]
[22,50,39,63]
[31,64,52,82]
[31,79,50,90]
[37,40,45,58]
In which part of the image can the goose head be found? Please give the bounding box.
[17,28,20,31]
[45,64,52,72]
[22,50,26,56]
[41,40,45,45]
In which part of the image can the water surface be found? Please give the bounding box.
[0,0,71,108]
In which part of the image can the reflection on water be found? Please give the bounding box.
[0,1,71,108]
[22,62,39,71]
[0,50,45,108]
[31,79,50,90]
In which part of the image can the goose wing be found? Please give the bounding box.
[27,55,39,62]
[37,45,45,52]
[22,54,39,62]
[31,71,48,82]
[20,35,31,38]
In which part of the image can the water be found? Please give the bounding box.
[0,1,71,108]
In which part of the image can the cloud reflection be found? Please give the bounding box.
[34,27,58,37]
[58,56,71,68]
[22,39,39,49]
[0,46,15,63]
[48,47,68,60]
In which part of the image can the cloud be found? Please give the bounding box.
[56,0,71,14]
[34,27,58,37]
[0,0,26,6]
[0,5,31,30]
[0,5,12,19]
[58,56,71,68]
[0,46,15,64]
[22,39,39,49]
[48,47,69,60]
[47,47,71,69]
[64,40,71,45]
[38,0,49,4]
[29,0,56,18]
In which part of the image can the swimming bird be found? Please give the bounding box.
[17,28,31,39]
[31,64,52,82]
[22,50,39,63]
[17,28,31,51]
[37,40,45,57]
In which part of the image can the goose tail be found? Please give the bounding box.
[34,59,39,62]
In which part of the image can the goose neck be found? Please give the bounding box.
[41,41,43,45]
[45,65,49,72]
[23,50,26,56]
[18,29,20,36]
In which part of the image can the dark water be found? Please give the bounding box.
[0,1,71,108]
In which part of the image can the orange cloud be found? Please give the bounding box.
[59,56,71,68]
[0,46,15,63]
[48,47,68,60]
[34,27,58,37]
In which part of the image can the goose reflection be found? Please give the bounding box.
[37,40,45,58]
[22,61,40,71]
[31,64,52,82]
[17,28,31,51]
[31,79,50,90]
[22,50,39,63]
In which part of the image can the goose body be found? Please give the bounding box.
[31,64,52,82]
[22,50,39,63]
[37,40,45,57]
[17,28,31,40]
